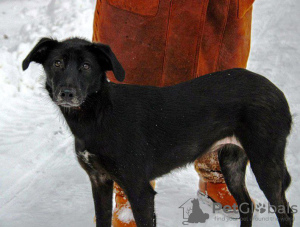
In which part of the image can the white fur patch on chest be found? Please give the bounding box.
[78,150,94,165]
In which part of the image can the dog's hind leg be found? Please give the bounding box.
[218,144,253,227]
[246,140,293,227]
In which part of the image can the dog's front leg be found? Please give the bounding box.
[75,139,114,226]
[89,173,114,227]
[124,182,156,227]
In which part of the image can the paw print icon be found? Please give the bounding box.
[255,203,266,213]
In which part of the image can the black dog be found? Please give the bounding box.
[23,38,293,227]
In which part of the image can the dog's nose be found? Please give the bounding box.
[59,88,76,101]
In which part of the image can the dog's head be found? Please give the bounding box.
[22,37,125,108]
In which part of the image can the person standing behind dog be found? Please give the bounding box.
[92,0,255,226]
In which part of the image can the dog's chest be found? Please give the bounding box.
[76,149,112,183]
[76,150,97,170]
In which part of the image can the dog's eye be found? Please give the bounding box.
[54,60,62,67]
[82,63,91,70]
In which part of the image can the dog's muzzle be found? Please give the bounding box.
[56,87,81,107]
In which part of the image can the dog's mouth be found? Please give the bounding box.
[58,102,80,108]
[55,100,83,109]
[54,92,84,109]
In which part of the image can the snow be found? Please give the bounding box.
[114,205,135,224]
[0,0,299,226]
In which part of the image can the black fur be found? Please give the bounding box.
[23,37,293,227]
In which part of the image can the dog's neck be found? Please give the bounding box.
[46,82,112,139]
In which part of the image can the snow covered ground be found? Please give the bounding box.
[0,0,299,226]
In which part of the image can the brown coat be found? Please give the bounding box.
[93,0,254,86]
[92,0,255,186]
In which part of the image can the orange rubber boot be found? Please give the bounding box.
[198,179,256,219]
[199,180,238,209]
[112,183,136,227]
[195,152,239,216]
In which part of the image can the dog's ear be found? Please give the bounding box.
[22,37,58,71]
[90,43,125,82]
